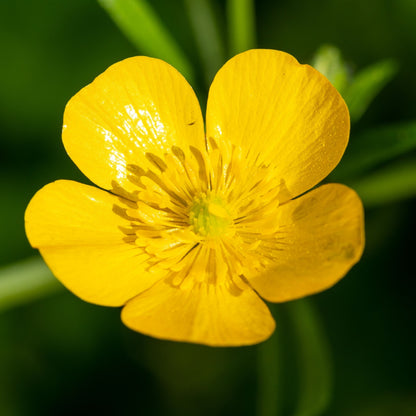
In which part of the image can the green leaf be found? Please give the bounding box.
[227,0,256,55]
[0,257,62,313]
[332,122,416,181]
[312,45,349,94]
[351,158,416,208]
[287,299,332,416]
[344,59,398,123]
[98,0,195,82]
[184,0,225,86]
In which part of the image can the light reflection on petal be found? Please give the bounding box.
[62,56,205,192]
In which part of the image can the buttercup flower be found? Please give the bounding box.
[25,50,364,346]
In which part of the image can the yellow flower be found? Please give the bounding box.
[25,50,364,346]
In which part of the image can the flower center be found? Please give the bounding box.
[189,193,232,237]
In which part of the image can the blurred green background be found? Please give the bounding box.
[1,0,415,415]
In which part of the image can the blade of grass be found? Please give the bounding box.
[332,122,416,181]
[0,257,62,313]
[227,0,256,55]
[344,59,398,123]
[184,0,225,86]
[351,158,416,207]
[98,0,195,82]
[287,299,332,416]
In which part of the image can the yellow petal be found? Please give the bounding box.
[121,279,275,346]
[25,180,163,306]
[249,184,365,302]
[63,57,205,194]
[206,49,350,201]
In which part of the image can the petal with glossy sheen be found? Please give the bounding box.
[206,49,350,201]
[25,180,163,306]
[122,279,275,346]
[249,184,365,302]
[63,57,205,195]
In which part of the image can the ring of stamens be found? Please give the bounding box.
[119,138,284,287]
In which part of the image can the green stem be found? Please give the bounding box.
[227,0,256,55]
[257,328,281,416]
[0,257,62,313]
[287,299,332,416]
